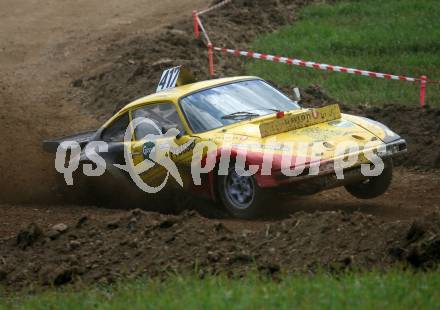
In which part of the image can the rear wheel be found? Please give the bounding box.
[344,158,393,199]
[217,168,269,219]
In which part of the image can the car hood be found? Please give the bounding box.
[223,114,382,141]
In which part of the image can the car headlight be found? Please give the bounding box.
[377,140,407,157]
[358,116,401,143]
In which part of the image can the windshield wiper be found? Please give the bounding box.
[262,108,282,113]
[221,111,260,120]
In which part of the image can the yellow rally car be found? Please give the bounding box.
[44,68,407,219]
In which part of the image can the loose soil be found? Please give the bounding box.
[1,207,440,291]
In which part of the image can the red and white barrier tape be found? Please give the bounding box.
[193,0,232,43]
[198,0,232,16]
[197,16,212,44]
[214,47,420,83]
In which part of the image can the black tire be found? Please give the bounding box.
[344,158,394,199]
[217,167,269,219]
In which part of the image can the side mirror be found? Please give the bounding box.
[161,124,184,139]
[293,87,301,102]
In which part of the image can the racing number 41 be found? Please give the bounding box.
[156,66,180,92]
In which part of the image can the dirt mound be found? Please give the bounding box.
[1,209,439,290]
[390,216,440,268]
[357,104,440,169]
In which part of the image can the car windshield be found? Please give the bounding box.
[180,79,300,133]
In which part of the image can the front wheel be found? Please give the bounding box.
[217,168,269,219]
[344,158,393,199]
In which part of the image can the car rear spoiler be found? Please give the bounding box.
[42,130,97,153]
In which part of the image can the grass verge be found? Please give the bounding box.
[246,0,440,106]
[1,270,440,309]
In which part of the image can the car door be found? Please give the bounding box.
[129,102,196,191]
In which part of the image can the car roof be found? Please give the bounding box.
[119,76,259,113]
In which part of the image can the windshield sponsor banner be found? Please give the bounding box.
[259,104,341,138]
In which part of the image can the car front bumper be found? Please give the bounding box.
[255,138,407,189]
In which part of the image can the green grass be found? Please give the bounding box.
[246,0,440,106]
[2,270,440,309]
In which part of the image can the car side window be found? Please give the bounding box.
[101,113,130,142]
[132,103,184,141]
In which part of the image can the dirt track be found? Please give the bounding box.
[1,0,440,290]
